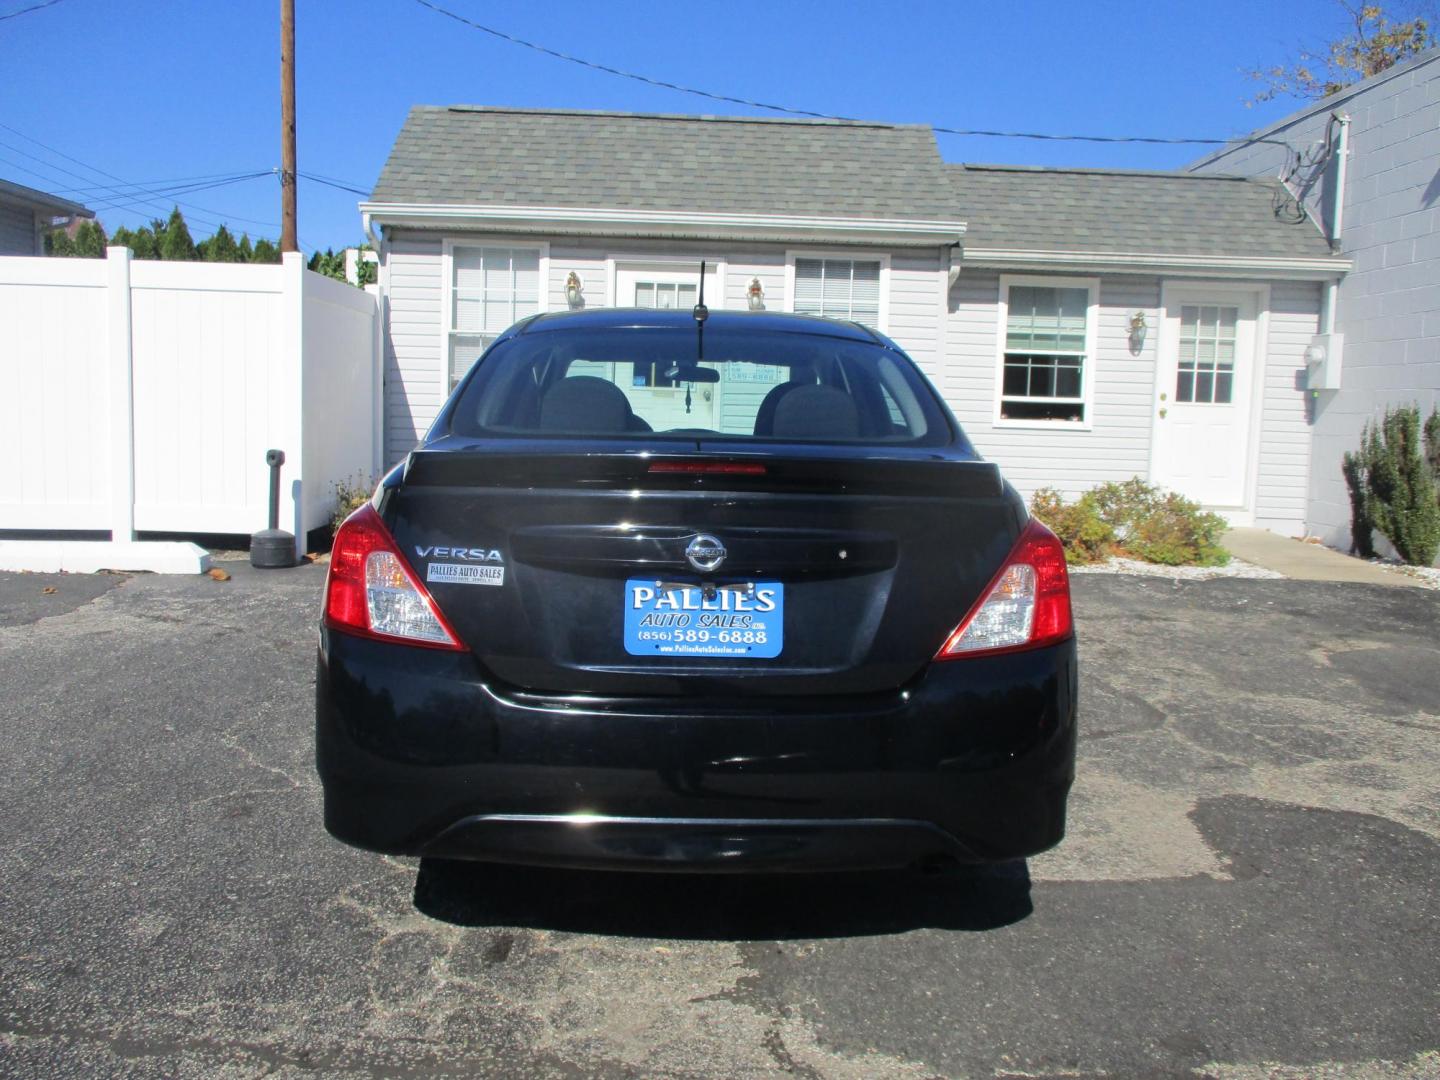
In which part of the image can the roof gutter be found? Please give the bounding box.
[962,246,1351,281]
[360,201,967,247]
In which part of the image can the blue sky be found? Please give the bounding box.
[2,0,1375,252]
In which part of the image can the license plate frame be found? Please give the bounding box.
[622,578,783,658]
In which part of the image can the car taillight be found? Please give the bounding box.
[323,503,465,651]
[936,517,1073,659]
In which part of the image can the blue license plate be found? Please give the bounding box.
[623,579,783,658]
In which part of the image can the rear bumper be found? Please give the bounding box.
[315,630,1077,871]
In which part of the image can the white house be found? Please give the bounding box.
[362,106,1350,536]
[1189,46,1440,554]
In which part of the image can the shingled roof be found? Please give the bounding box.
[371,106,959,221]
[947,164,1334,260]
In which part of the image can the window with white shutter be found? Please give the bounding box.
[447,246,542,389]
[792,257,882,328]
[997,280,1096,424]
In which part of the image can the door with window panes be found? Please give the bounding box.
[609,264,724,431]
[1151,290,1258,509]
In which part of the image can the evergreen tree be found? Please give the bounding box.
[43,220,107,257]
[130,226,161,260]
[199,224,240,262]
[72,220,107,258]
[237,233,254,262]
[159,207,197,261]
[251,237,280,263]
[44,229,75,256]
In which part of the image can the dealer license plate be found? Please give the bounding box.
[623,578,783,658]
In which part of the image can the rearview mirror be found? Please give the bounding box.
[663,365,721,383]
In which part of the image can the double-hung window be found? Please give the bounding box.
[999,280,1095,423]
[792,257,882,328]
[447,245,541,390]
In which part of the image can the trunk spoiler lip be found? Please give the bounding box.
[412,434,984,465]
[400,442,1003,498]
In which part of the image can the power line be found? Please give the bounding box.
[46,170,274,196]
[408,0,1282,149]
[298,172,370,196]
[0,0,65,23]
[83,172,277,217]
[0,122,281,230]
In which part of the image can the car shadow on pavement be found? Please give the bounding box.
[412,858,1032,940]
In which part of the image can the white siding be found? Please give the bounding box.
[1254,281,1321,535]
[944,270,1320,529]
[942,271,1158,499]
[1190,49,1440,552]
[889,250,944,385]
[382,233,444,465]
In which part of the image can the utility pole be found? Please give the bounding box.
[279,0,298,253]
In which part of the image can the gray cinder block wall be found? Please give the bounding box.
[1189,48,1440,557]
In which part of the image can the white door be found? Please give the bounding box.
[613,263,724,431]
[1151,289,1259,510]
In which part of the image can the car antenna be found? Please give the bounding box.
[687,260,708,415]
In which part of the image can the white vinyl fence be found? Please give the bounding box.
[0,249,380,569]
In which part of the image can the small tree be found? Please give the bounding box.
[159,207,197,261]
[237,233,254,262]
[197,223,240,262]
[1248,3,1435,103]
[1361,405,1440,566]
[72,220,106,257]
[251,237,281,263]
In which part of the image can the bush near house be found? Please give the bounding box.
[1030,479,1230,567]
[330,475,375,538]
[1343,405,1440,567]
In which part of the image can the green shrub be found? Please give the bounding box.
[1123,489,1230,566]
[1341,449,1377,558]
[1029,479,1230,567]
[1030,487,1113,564]
[1359,405,1440,566]
[330,475,374,537]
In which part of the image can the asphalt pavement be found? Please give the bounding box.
[0,563,1436,1079]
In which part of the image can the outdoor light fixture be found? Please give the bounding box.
[746,277,765,311]
[1128,310,1148,352]
[565,271,584,309]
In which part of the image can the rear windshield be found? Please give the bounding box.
[447,326,952,446]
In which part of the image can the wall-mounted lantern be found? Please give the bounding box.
[1128,310,1148,353]
[746,277,765,311]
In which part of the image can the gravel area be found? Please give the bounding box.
[1069,555,1285,580]
[1371,560,1440,589]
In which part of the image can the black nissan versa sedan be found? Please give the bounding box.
[316,307,1076,872]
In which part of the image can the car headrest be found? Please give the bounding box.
[539,376,633,433]
[770,385,860,440]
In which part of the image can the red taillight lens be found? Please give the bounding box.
[323,503,465,651]
[936,517,1073,659]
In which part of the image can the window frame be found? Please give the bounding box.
[784,250,891,333]
[440,238,550,393]
[993,273,1099,431]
